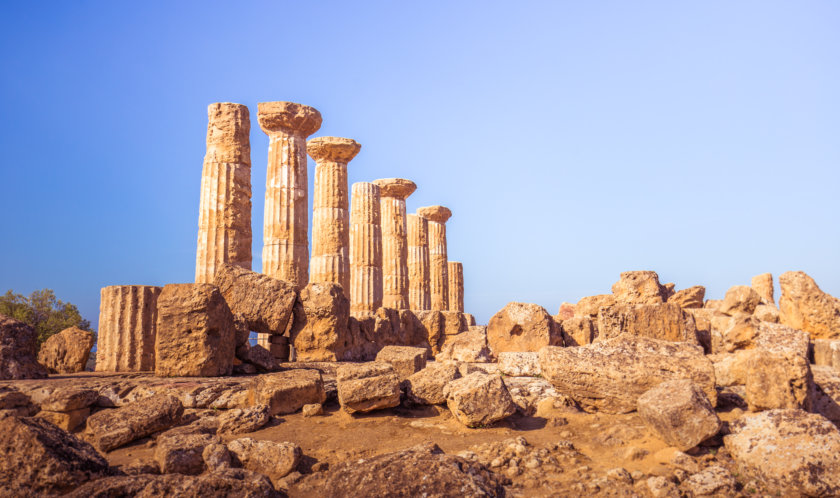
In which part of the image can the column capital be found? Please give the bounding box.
[417,205,452,224]
[307,136,361,163]
[257,101,322,136]
[373,178,417,200]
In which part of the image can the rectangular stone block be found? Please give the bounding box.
[248,369,326,415]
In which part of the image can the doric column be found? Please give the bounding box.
[195,103,252,284]
[257,101,322,289]
[417,206,452,311]
[349,182,383,313]
[307,137,361,295]
[448,261,464,312]
[373,178,417,310]
[96,285,162,372]
[407,214,430,310]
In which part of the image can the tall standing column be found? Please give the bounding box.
[349,182,383,313]
[448,261,464,312]
[373,178,417,309]
[407,214,431,310]
[417,206,452,311]
[258,101,322,289]
[307,136,361,294]
[195,102,252,283]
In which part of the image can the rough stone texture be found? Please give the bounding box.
[290,281,350,361]
[258,101,322,290]
[745,343,814,412]
[438,326,493,362]
[195,102,251,284]
[685,466,737,497]
[216,404,270,434]
[487,302,562,354]
[497,351,541,377]
[96,285,161,372]
[412,310,444,353]
[375,345,427,380]
[294,442,507,497]
[709,351,753,387]
[0,314,48,380]
[228,437,301,484]
[405,362,461,405]
[751,272,775,305]
[155,283,235,377]
[66,469,280,498]
[611,271,666,305]
[753,303,780,323]
[37,386,99,412]
[448,261,464,312]
[235,343,278,373]
[556,302,576,320]
[37,408,90,431]
[704,299,723,310]
[0,416,110,496]
[336,362,401,413]
[37,326,94,374]
[719,285,761,316]
[814,366,840,422]
[464,313,476,326]
[814,339,840,369]
[637,379,722,451]
[560,315,596,346]
[575,294,616,317]
[442,310,468,337]
[445,373,516,427]
[0,386,36,418]
[667,285,705,309]
[539,334,716,414]
[213,263,297,336]
[597,302,699,345]
[202,443,232,472]
[417,205,452,311]
[302,403,323,417]
[779,270,840,339]
[247,369,325,416]
[308,137,361,294]
[724,409,840,496]
[373,178,416,310]
[85,393,184,451]
[155,431,221,475]
[407,214,431,311]
[350,182,383,313]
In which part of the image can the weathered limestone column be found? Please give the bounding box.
[349,182,383,313]
[417,206,452,311]
[96,285,162,372]
[195,103,252,284]
[448,261,464,312]
[373,178,417,309]
[407,214,431,310]
[258,101,322,289]
[308,137,361,294]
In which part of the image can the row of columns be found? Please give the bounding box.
[194,101,464,312]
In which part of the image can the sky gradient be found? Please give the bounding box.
[1,1,838,328]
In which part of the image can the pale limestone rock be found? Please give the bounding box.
[375,345,427,380]
[744,323,814,411]
[444,372,516,427]
[637,379,721,451]
[437,326,493,362]
[155,431,221,475]
[405,362,460,405]
[258,101,322,289]
[195,103,251,284]
[202,443,232,472]
[597,302,699,345]
[373,178,416,310]
[779,270,840,340]
[447,261,464,313]
[556,302,576,320]
[575,294,615,317]
[611,271,666,305]
[685,466,737,497]
[214,263,297,336]
[487,302,562,354]
[753,304,779,323]
[560,315,596,346]
[336,362,401,413]
[289,282,350,361]
[96,285,161,372]
[441,310,468,338]
[406,214,431,311]
[227,437,301,483]
[308,137,361,294]
[814,339,840,369]
[709,351,753,387]
[497,351,541,377]
[464,313,476,326]
[417,206,452,311]
[813,366,840,422]
[704,299,723,311]
[685,308,721,353]
[349,182,383,313]
[37,408,90,431]
[719,285,760,316]
[216,404,270,434]
[750,272,775,305]
[247,370,325,416]
[37,326,94,374]
[85,393,184,452]
[667,285,705,309]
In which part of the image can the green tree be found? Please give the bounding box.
[0,289,94,346]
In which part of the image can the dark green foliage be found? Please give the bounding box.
[0,289,94,346]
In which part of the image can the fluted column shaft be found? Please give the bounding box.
[448,261,464,312]
[407,214,430,310]
[96,285,161,372]
[380,196,408,308]
[427,220,449,310]
[349,182,383,312]
[311,160,349,291]
[195,103,252,283]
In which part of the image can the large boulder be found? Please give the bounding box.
[597,302,699,345]
[154,283,235,377]
[559,316,596,346]
[497,351,541,377]
[247,369,326,416]
[486,302,562,354]
[336,362,401,413]
[37,326,95,374]
[34,386,99,431]
[575,294,616,317]
[85,393,184,452]
[227,437,301,484]
[445,373,516,427]
[667,285,705,309]
[437,326,493,362]
[155,431,221,475]
[66,469,280,497]
[539,334,716,414]
[290,282,350,361]
[213,263,297,335]
[0,314,48,380]
[412,310,445,354]
[719,285,761,316]
[637,379,721,451]
[611,271,666,305]
[405,362,461,405]
[374,345,427,380]
[0,416,111,496]
[751,273,775,305]
[724,409,840,496]
[779,271,840,339]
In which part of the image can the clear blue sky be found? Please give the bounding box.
[1,1,838,328]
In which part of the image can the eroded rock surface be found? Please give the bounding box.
[0,314,48,380]
[38,326,95,374]
[779,270,840,339]
[487,302,562,354]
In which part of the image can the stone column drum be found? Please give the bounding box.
[417,206,452,311]
[308,137,361,294]
[373,178,417,310]
[96,285,162,372]
[448,261,464,312]
[195,102,252,284]
[407,214,431,310]
[258,101,322,289]
[349,182,383,313]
